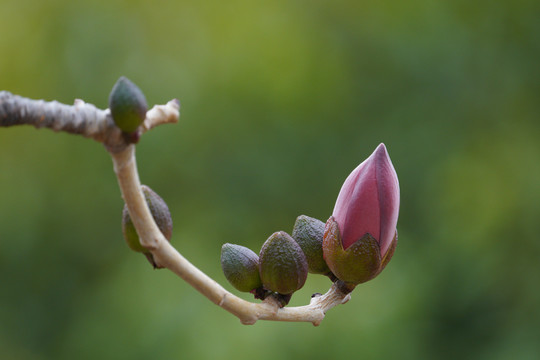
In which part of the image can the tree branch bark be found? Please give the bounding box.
[0,91,179,152]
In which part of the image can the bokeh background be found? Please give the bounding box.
[1,1,539,359]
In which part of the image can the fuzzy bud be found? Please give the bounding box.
[109,76,148,136]
[259,231,308,296]
[291,215,331,275]
[122,185,173,267]
[221,243,263,293]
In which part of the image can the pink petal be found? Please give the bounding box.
[374,144,400,256]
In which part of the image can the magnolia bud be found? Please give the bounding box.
[122,185,173,267]
[323,143,400,286]
[109,76,148,135]
[221,243,263,293]
[259,231,308,296]
[291,215,331,275]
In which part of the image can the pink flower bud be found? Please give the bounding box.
[323,143,400,286]
[333,143,399,257]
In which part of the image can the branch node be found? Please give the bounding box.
[142,99,180,133]
[240,317,258,326]
[219,293,227,307]
[311,312,325,327]
[261,296,281,314]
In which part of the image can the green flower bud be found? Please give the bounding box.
[291,215,331,275]
[122,185,173,266]
[109,76,148,134]
[259,231,308,296]
[221,243,262,293]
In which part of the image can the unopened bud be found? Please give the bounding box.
[291,215,331,275]
[122,185,173,267]
[323,143,399,286]
[109,76,147,137]
[221,243,263,293]
[259,231,308,296]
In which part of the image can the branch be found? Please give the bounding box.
[142,99,180,133]
[1,89,350,326]
[111,146,351,326]
[0,91,179,152]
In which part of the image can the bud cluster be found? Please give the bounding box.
[221,143,400,303]
[221,229,309,306]
[118,144,399,304]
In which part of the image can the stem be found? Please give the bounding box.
[111,146,351,325]
[0,91,124,150]
[0,92,180,152]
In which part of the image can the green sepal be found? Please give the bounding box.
[292,215,331,275]
[322,217,381,285]
[109,76,148,133]
[221,243,263,293]
[259,231,308,295]
[122,185,173,254]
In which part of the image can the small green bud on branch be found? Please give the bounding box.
[292,215,332,276]
[221,244,263,294]
[122,185,173,268]
[109,77,148,143]
[259,231,308,301]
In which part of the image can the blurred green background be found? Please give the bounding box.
[1,0,539,359]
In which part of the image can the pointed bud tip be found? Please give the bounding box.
[375,142,388,156]
[371,143,393,167]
